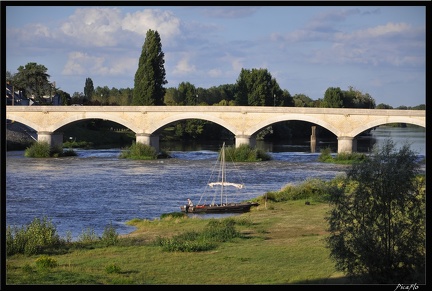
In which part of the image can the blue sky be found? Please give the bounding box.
[5,4,426,107]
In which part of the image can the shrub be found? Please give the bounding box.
[119,142,157,160]
[77,227,99,243]
[24,141,51,158]
[105,263,121,274]
[35,255,58,269]
[24,141,77,158]
[101,222,119,246]
[263,178,333,203]
[6,216,62,256]
[318,147,333,162]
[225,144,271,162]
[318,147,366,164]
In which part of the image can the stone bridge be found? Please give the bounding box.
[6,106,426,153]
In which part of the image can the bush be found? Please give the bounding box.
[318,147,366,164]
[77,227,99,243]
[101,222,119,246]
[326,139,425,283]
[24,141,77,158]
[35,255,58,269]
[105,264,121,274]
[318,147,333,162]
[263,178,334,203]
[6,216,63,256]
[119,142,157,160]
[225,144,271,162]
[24,141,51,158]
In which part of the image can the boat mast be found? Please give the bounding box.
[220,142,225,205]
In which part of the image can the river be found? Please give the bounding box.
[5,126,425,241]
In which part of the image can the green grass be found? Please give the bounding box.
[6,199,349,285]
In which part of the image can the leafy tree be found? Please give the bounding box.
[13,62,51,103]
[5,70,14,82]
[164,87,181,105]
[84,77,94,101]
[326,139,425,283]
[118,88,133,106]
[132,29,167,105]
[320,87,344,108]
[411,104,426,110]
[376,103,393,109]
[93,86,111,105]
[278,89,294,107]
[56,89,71,105]
[234,68,286,106]
[343,86,375,109]
[293,94,313,107]
[178,82,197,105]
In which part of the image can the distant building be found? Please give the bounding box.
[6,83,64,106]
[5,83,31,105]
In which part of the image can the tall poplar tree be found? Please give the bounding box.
[132,29,167,105]
[84,77,94,101]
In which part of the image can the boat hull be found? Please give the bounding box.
[180,202,259,214]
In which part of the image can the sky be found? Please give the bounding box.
[4,4,427,107]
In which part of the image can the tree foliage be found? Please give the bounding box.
[12,62,52,102]
[178,82,197,105]
[132,29,167,105]
[320,87,344,108]
[84,77,94,100]
[326,139,425,283]
[234,68,292,106]
[320,86,376,108]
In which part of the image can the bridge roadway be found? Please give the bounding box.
[6,106,426,153]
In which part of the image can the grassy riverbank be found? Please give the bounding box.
[6,199,349,285]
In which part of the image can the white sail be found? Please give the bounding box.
[208,182,244,189]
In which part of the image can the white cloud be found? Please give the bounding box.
[208,68,222,78]
[172,54,196,75]
[60,7,123,47]
[122,9,181,41]
[62,51,136,76]
[334,22,411,41]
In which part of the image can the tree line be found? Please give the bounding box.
[5,29,425,110]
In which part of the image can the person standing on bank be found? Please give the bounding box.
[185,198,193,213]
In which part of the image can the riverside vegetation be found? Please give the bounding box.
[6,174,425,284]
[7,140,425,284]
[5,177,353,285]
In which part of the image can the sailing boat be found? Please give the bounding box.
[180,142,259,214]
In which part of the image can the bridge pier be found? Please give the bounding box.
[235,135,256,148]
[37,131,63,149]
[136,133,160,152]
[337,136,357,153]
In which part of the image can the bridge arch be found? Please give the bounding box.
[348,116,426,137]
[148,112,237,135]
[41,112,141,133]
[6,114,41,132]
[244,113,339,137]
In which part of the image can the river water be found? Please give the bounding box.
[5,126,425,241]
